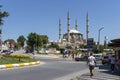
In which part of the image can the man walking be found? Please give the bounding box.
[87,53,96,77]
[110,55,115,73]
[108,53,112,65]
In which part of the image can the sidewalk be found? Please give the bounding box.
[71,65,120,80]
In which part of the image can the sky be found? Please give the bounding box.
[0,0,120,44]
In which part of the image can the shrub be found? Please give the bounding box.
[5,54,31,62]
[10,54,30,58]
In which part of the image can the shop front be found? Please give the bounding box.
[108,38,120,74]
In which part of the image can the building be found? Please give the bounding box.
[62,29,84,48]
[108,37,120,74]
[58,11,85,49]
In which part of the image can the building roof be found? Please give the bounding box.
[69,29,80,34]
[108,37,120,47]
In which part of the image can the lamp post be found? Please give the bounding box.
[97,27,104,53]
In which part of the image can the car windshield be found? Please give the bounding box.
[95,55,101,57]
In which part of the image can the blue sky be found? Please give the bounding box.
[1,0,120,44]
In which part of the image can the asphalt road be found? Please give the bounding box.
[0,55,88,80]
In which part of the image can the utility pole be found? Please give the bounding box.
[97,27,104,52]
[86,12,90,56]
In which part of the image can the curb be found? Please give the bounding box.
[0,61,40,69]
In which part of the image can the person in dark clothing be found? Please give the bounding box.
[110,55,115,73]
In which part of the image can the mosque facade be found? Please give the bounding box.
[58,11,86,49]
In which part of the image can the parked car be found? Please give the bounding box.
[9,49,14,53]
[93,53,103,60]
[102,56,109,65]
[75,55,88,61]
[1,50,11,55]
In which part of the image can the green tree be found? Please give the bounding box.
[0,5,9,25]
[40,35,49,48]
[26,32,37,51]
[93,44,98,53]
[4,39,16,48]
[53,43,60,50]
[17,35,26,48]
[41,35,48,44]
[27,33,48,50]
[26,32,49,51]
[4,39,15,44]
[0,5,9,33]
[99,44,104,53]
[92,43,104,53]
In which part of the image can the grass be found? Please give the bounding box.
[0,54,38,65]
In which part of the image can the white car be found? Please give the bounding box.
[93,53,103,60]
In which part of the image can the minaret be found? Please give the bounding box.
[59,18,62,40]
[86,12,89,44]
[75,19,78,30]
[67,10,70,42]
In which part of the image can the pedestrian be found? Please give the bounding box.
[110,55,115,73]
[63,49,67,58]
[71,49,75,60]
[108,53,112,65]
[32,52,35,59]
[87,53,96,77]
[116,58,120,64]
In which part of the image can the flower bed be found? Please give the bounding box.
[0,54,37,65]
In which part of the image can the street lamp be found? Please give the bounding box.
[97,27,104,53]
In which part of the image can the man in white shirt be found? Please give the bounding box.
[88,53,96,77]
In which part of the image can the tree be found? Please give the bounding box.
[26,32,49,51]
[40,35,49,48]
[17,35,26,48]
[0,4,9,48]
[27,33,40,50]
[53,43,60,50]
[0,5,9,31]
[99,44,104,53]
[4,39,16,44]
[4,39,16,49]
[26,32,37,51]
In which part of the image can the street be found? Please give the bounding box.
[0,55,88,80]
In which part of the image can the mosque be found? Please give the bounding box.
[58,11,88,49]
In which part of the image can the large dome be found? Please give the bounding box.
[69,29,80,34]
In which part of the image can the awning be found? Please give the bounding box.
[108,38,120,47]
